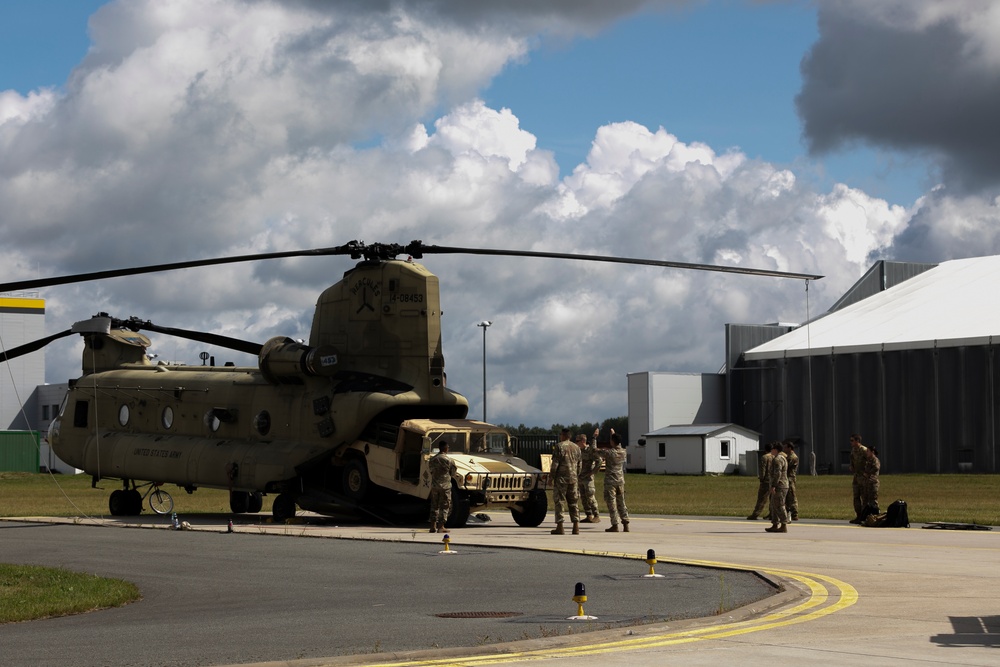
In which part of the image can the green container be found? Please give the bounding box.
[0,431,41,472]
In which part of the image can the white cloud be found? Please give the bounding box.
[3,0,998,429]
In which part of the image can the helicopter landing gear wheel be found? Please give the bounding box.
[272,494,296,522]
[126,489,144,515]
[342,459,371,502]
[109,489,128,516]
[149,487,174,515]
[247,491,263,513]
[229,490,250,514]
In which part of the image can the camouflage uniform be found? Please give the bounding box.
[428,449,457,531]
[550,438,582,531]
[766,450,789,531]
[860,452,880,514]
[849,439,869,521]
[578,438,602,522]
[747,449,773,519]
[784,447,799,520]
[599,442,629,530]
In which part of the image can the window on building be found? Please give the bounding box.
[720,439,731,460]
[42,405,50,420]
[658,442,666,459]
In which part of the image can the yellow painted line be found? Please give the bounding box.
[359,553,858,667]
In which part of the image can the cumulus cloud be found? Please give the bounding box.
[0,0,985,427]
[798,0,1000,194]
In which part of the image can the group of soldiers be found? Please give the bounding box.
[548,427,629,535]
[746,439,799,533]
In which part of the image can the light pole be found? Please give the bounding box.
[477,321,492,421]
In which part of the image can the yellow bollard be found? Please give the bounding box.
[568,582,597,620]
[438,533,457,554]
[643,548,665,578]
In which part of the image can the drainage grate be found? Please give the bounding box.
[436,611,524,619]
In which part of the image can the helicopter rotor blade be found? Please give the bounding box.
[410,243,823,281]
[0,329,74,363]
[0,239,822,293]
[0,242,366,293]
[124,318,263,356]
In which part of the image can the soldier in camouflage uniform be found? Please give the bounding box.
[783,440,799,521]
[765,441,789,533]
[848,434,869,523]
[577,429,602,523]
[599,429,629,532]
[550,428,582,535]
[428,442,458,533]
[860,446,880,516]
[747,443,774,520]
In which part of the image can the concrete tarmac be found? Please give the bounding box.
[2,511,998,666]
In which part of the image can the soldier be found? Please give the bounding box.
[860,446,880,517]
[848,434,870,524]
[428,441,459,533]
[783,440,799,521]
[550,428,582,535]
[599,429,629,533]
[746,443,774,520]
[577,429,602,523]
[765,441,789,533]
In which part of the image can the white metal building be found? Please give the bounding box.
[643,423,759,475]
[627,372,724,472]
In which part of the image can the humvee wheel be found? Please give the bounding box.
[342,459,371,501]
[272,494,296,522]
[511,489,548,527]
[445,485,471,528]
[229,490,250,514]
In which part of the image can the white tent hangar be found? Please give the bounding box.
[731,255,1000,474]
[643,424,759,475]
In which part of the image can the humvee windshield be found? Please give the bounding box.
[429,432,468,453]
[471,431,510,455]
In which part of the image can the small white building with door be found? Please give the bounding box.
[643,424,759,475]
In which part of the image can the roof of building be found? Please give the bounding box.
[645,423,759,438]
[744,255,1000,361]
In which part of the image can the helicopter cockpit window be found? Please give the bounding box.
[429,432,467,454]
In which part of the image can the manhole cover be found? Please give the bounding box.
[436,611,524,619]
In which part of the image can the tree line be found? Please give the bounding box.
[496,416,628,444]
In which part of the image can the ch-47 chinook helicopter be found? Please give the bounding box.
[0,240,821,526]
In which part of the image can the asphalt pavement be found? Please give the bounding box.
[1,510,997,666]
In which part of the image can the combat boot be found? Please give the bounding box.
[550,522,564,535]
[765,524,779,533]
[605,524,619,532]
[429,525,437,533]
[572,521,580,535]
[622,521,630,532]
[591,515,601,523]
[746,514,759,520]
[436,522,445,533]
[777,523,788,533]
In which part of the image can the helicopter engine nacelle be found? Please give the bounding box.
[258,336,338,385]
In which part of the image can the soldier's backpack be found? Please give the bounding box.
[885,499,910,528]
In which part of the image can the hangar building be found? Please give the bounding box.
[729,255,1000,474]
